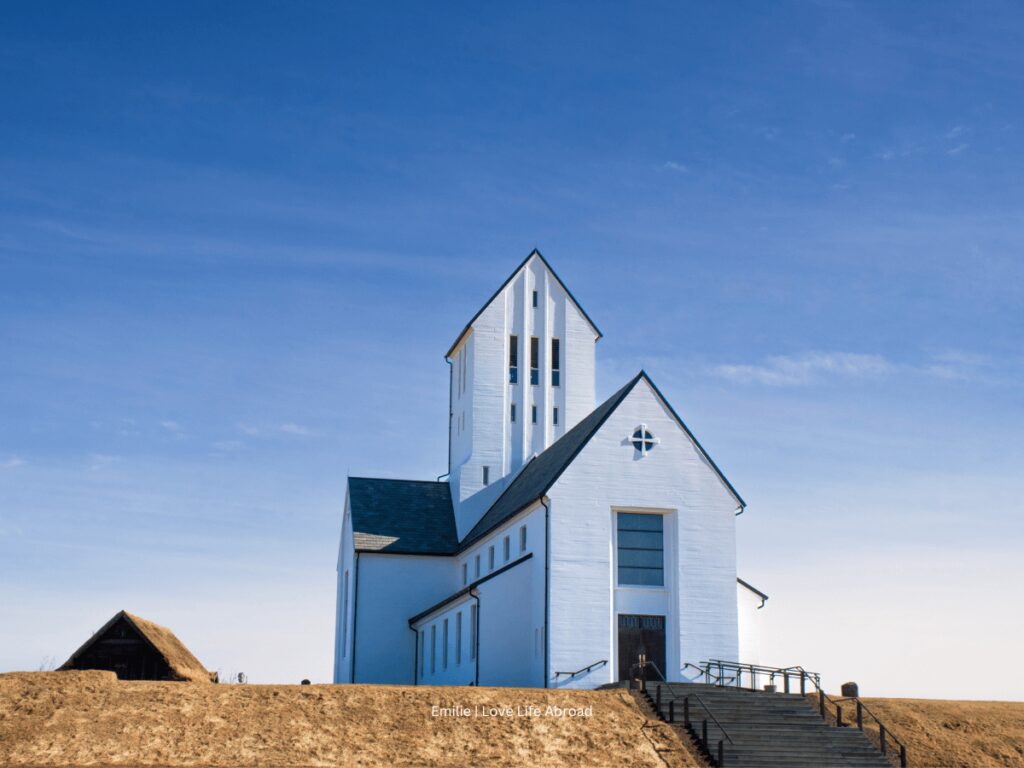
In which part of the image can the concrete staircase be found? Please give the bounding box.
[644,682,894,768]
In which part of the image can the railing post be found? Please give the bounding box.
[702,719,708,748]
[880,725,887,756]
[656,684,661,711]
[856,701,863,730]
[800,671,805,695]
[836,704,843,727]
[683,697,690,726]
[784,671,790,694]
[736,667,742,689]
[718,739,724,767]
[900,744,907,768]
[668,699,675,723]
[819,690,826,718]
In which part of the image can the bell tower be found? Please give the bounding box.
[445,250,601,539]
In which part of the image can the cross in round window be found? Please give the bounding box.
[630,423,659,456]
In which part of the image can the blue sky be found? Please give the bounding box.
[1,2,1022,697]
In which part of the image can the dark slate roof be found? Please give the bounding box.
[460,373,643,548]
[348,478,458,554]
[445,249,602,359]
[460,370,746,549]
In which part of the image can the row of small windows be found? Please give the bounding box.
[510,404,558,425]
[460,524,528,586]
[419,604,477,677]
[508,336,560,386]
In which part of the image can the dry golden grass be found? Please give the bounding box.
[0,671,700,768]
[851,696,1024,768]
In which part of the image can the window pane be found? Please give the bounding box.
[530,337,539,367]
[551,339,560,369]
[618,513,664,532]
[618,548,664,568]
[618,566,664,586]
[530,368,539,385]
[509,335,518,367]
[617,530,663,549]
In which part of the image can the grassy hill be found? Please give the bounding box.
[0,671,699,767]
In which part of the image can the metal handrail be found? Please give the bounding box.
[637,661,734,766]
[553,659,607,680]
[697,660,907,768]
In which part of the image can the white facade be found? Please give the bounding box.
[334,250,766,688]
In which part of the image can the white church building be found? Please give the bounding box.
[334,250,767,688]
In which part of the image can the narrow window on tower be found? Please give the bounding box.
[431,624,436,673]
[443,618,449,669]
[482,466,489,486]
[419,629,425,675]
[532,289,538,307]
[474,554,481,578]
[553,407,559,426]
[551,338,560,386]
[510,403,517,423]
[508,335,518,384]
[530,337,539,385]
[519,525,527,553]
[503,535,510,562]
[531,405,537,424]
[462,562,467,585]
[488,545,495,570]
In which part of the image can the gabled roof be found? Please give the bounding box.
[460,370,745,549]
[445,248,602,359]
[60,610,214,682]
[349,477,458,555]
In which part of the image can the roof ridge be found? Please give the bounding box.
[348,476,447,484]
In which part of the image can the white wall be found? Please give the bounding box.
[547,379,741,688]
[737,582,765,666]
[333,494,355,683]
[350,553,454,684]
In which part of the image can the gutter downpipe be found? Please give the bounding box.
[409,622,419,685]
[541,495,550,689]
[470,588,481,686]
[438,356,453,482]
[350,553,360,684]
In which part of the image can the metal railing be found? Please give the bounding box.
[695,660,907,768]
[553,659,607,681]
[634,661,733,767]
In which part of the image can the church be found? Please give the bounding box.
[334,250,767,688]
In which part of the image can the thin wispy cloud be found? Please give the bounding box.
[663,161,689,173]
[947,143,969,156]
[237,422,314,437]
[1,457,26,470]
[840,132,856,143]
[279,422,312,436]
[945,124,965,139]
[160,420,183,435]
[711,352,892,386]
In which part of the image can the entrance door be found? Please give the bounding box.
[617,614,666,681]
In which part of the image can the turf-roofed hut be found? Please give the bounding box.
[59,610,216,682]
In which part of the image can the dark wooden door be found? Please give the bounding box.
[617,614,666,681]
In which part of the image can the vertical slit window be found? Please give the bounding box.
[532,290,538,307]
[503,535,510,562]
[509,335,518,384]
[488,545,495,570]
[553,407,559,426]
[531,405,537,424]
[430,625,436,673]
[456,611,462,665]
[470,605,477,659]
[530,337,539,385]
[474,554,480,578]
[462,562,467,585]
[520,525,527,552]
[483,466,489,486]
[551,339,560,386]
[511,403,517,422]
[419,630,425,675]
[443,619,449,669]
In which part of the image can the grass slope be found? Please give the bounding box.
[0,671,699,768]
